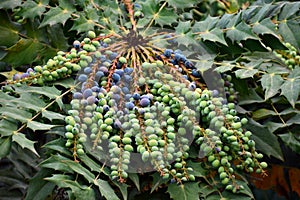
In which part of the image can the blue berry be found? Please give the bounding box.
[110,52,118,60]
[124,94,132,100]
[87,96,96,104]
[112,73,121,83]
[164,49,173,58]
[73,40,81,48]
[73,92,83,99]
[123,74,132,83]
[95,71,104,79]
[133,93,140,100]
[13,74,21,81]
[122,86,130,94]
[78,74,88,82]
[125,102,135,110]
[115,69,124,77]
[21,73,30,79]
[124,67,133,74]
[139,98,150,107]
[191,69,201,78]
[84,67,92,74]
[83,88,93,98]
[91,86,100,92]
[99,66,108,74]
[189,82,196,90]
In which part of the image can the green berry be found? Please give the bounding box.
[77,149,85,155]
[65,132,74,139]
[87,31,96,39]
[260,162,268,168]
[148,139,158,147]
[212,159,220,168]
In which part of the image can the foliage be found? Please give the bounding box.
[0,0,299,200]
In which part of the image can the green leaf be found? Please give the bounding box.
[0,107,32,123]
[252,108,276,121]
[70,14,95,33]
[12,133,39,156]
[40,6,74,27]
[253,18,277,37]
[113,181,128,200]
[278,2,300,20]
[2,38,44,66]
[244,119,283,161]
[95,179,120,200]
[0,119,18,137]
[25,168,56,200]
[278,19,300,50]
[202,28,227,46]
[278,132,300,153]
[0,0,21,9]
[128,173,140,191]
[163,0,197,9]
[260,73,284,100]
[226,21,258,43]
[27,121,57,131]
[78,154,110,175]
[0,136,12,159]
[40,154,73,172]
[168,182,200,200]
[15,85,61,99]
[214,61,236,73]
[64,160,95,183]
[280,78,300,108]
[235,68,258,79]
[0,11,20,47]
[47,24,69,50]
[43,139,72,156]
[42,110,65,121]
[198,183,218,199]
[19,0,48,19]
[151,173,169,193]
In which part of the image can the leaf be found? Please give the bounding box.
[78,154,110,175]
[113,181,129,200]
[19,0,48,19]
[260,73,284,100]
[70,14,95,34]
[0,11,20,47]
[128,173,140,191]
[150,173,169,193]
[201,28,227,46]
[64,160,95,183]
[168,182,200,200]
[163,0,198,9]
[42,139,72,156]
[0,119,18,137]
[42,110,65,121]
[12,133,39,156]
[244,119,283,161]
[95,179,120,200]
[235,68,258,79]
[252,18,277,37]
[278,132,300,153]
[278,19,300,50]
[0,0,22,9]
[40,155,73,172]
[47,24,69,50]
[0,136,12,159]
[252,108,276,120]
[25,168,56,200]
[280,78,300,108]
[226,21,258,43]
[214,61,236,73]
[27,121,57,131]
[2,38,44,66]
[0,107,32,123]
[278,2,300,20]
[40,6,74,27]
[15,85,61,99]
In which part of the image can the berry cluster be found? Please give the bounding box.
[8,30,267,191]
[273,42,300,70]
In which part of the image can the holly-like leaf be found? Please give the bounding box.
[19,0,48,19]
[12,133,39,156]
[27,121,57,131]
[163,0,198,9]
[151,173,169,193]
[235,68,258,79]
[128,173,140,191]
[0,0,21,9]
[40,6,74,27]
[252,108,276,120]
[244,119,283,161]
[0,107,32,123]
[70,14,96,33]
[260,73,284,100]
[278,132,300,153]
[2,38,44,66]
[168,182,200,200]
[278,2,300,20]
[278,19,300,50]
[253,18,278,37]
[42,110,65,121]
[0,119,18,137]
[226,21,258,43]
[0,136,12,159]
[0,11,20,47]
[280,78,300,108]
[95,179,120,200]
[214,61,236,73]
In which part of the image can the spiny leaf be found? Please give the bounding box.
[252,18,278,37]
[113,181,129,200]
[0,0,21,9]
[40,6,74,27]
[41,155,73,172]
[249,3,277,23]
[0,11,20,47]
[168,182,200,200]
[128,173,140,191]
[12,133,39,156]
[278,2,300,20]
[0,136,12,159]
[278,20,300,50]
[0,107,32,123]
[95,179,120,200]
[0,119,18,137]
[70,14,96,34]
[19,0,48,19]
[226,21,258,43]
[235,68,258,79]
[280,78,300,108]
[2,38,44,66]
[245,119,283,161]
[260,73,284,100]
[27,121,57,131]
[42,110,65,121]
[150,173,169,193]
[162,0,198,9]
[278,132,300,154]
[252,108,276,121]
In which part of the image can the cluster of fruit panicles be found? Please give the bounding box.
[273,42,300,70]
[7,29,267,192]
